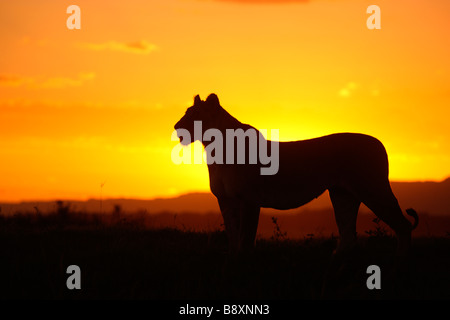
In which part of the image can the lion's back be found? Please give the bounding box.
[267,133,389,187]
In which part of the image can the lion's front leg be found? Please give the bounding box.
[238,203,260,252]
[218,198,241,252]
[218,198,260,253]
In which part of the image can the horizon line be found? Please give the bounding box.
[1,176,449,205]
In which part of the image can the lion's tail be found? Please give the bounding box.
[406,208,419,230]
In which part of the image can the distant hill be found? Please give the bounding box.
[390,178,450,215]
[1,178,449,216]
[0,193,219,216]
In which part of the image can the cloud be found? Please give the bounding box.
[338,82,358,98]
[0,72,95,89]
[77,40,158,54]
[338,82,382,98]
[0,74,33,87]
[40,72,95,89]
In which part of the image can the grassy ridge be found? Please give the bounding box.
[1,212,450,300]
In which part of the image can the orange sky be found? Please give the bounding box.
[1,0,449,202]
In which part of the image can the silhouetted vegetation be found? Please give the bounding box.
[270,216,288,241]
[365,217,390,238]
[0,206,449,299]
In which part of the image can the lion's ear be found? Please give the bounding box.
[206,93,220,107]
[194,95,202,105]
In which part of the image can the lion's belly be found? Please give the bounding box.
[258,183,327,210]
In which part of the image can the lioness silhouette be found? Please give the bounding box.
[174,94,418,256]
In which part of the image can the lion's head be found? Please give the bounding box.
[174,94,222,145]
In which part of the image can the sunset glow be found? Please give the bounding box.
[1,0,450,202]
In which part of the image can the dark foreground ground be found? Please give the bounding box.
[1,214,449,301]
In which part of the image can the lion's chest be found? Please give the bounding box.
[208,164,260,199]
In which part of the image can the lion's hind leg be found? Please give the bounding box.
[359,182,413,257]
[329,187,361,256]
[357,181,418,295]
[321,187,361,298]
